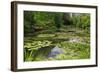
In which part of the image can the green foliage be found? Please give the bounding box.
[56,41,90,59]
[72,13,90,32]
[24,11,35,34]
[24,40,52,61]
[24,38,90,61]
[80,14,90,33]
[54,13,63,29]
[24,40,52,50]
[24,11,90,34]
[24,11,90,61]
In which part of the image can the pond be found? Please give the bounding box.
[47,46,64,58]
[24,28,90,61]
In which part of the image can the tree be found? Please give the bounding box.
[24,11,35,34]
[54,13,62,30]
[63,13,72,25]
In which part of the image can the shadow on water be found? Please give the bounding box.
[32,45,64,61]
